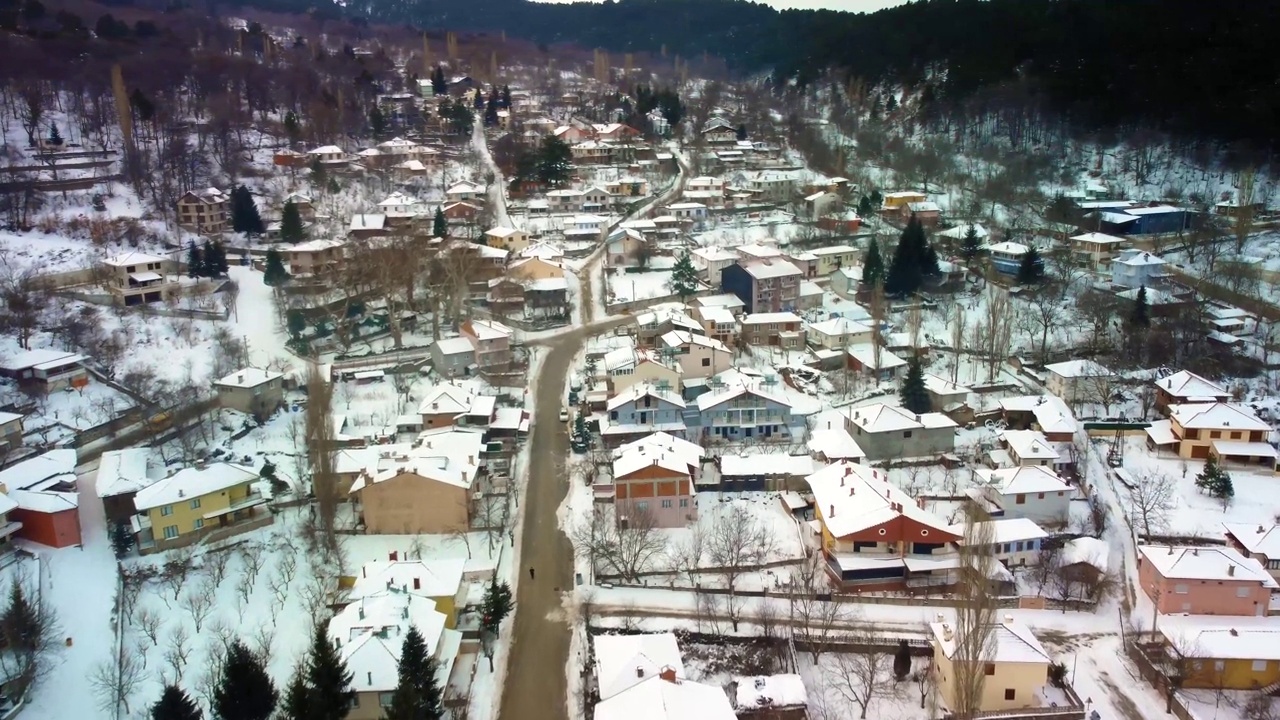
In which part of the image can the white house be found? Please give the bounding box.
[1111,249,1170,289]
[1044,359,1116,408]
[594,632,685,701]
[962,518,1050,567]
[975,466,1072,526]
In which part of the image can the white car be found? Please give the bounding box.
[559,408,570,423]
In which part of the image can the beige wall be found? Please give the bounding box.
[510,258,563,281]
[217,379,285,416]
[610,362,681,393]
[933,646,1049,713]
[674,343,733,379]
[359,472,470,534]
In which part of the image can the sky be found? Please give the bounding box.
[527,0,912,12]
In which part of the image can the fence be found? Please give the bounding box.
[1124,640,1195,720]
[593,580,1021,608]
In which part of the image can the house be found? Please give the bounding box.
[668,202,708,221]
[995,430,1060,469]
[1150,402,1275,468]
[333,444,414,498]
[605,228,647,268]
[307,145,348,166]
[601,384,688,447]
[350,428,486,534]
[430,337,475,378]
[329,591,459,720]
[737,243,782,262]
[963,518,1049,567]
[659,331,733,380]
[132,463,267,552]
[1058,537,1110,591]
[808,245,860,276]
[881,191,927,210]
[0,412,21,456]
[176,187,230,234]
[701,117,738,144]
[1224,524,1280,582]
[843,403,956,461]
[1110,248,1169,287]
[1157,617,1280,690]
[213,367,284,418]
[740,171,796,203]
[804,190,842,219]
[377,191,424,220]
[696,375,801,442]
[509,256,564,283]
[442,200,483,224]
[0,349,87,390]
[987,241,1031,275]
[0,450,81,548]
[280,239,345,277]
[807,461,960,588]
[807,424,866,464]
[974,466,1072,526]
[445,181,485,202]
[101,252,178,306]
[1137,544,1277,616]
[349,214,388,239]
[1070,232,1129,271]
[1153,370,1230,415]
[694,305,739,348]
[694,293,746,315]
[417,384,495,430]
[828,266,863,299]
[717,453,815,492]
[903,202,942,226]
[593,632,685,701]
[611,439,698,527]
[691,246,740,281]
[348,558,467,628]
[845,345,908,383]
[594,669,737,720]
[998,395,1078,442]
[484,227,529,252]
[1044,359,1116,408]
[272,148,308,167]
[459,319,514,372]
[601,348,682,394]
[938,223,989,245]
[930,618,1052,713]
[739,312,805,348]
[604,177,650,197]
[1104,204,1191,236]
[729,675,809,718]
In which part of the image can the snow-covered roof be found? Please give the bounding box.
[613,445,693,479]
[695,379,791,412]
[1157,370,1229,400]
[417,384,479,416]
[308,145,345,154]
[807,427,865,460]
[1113,251,1165,267]
[1138,545,1277,586]
[740,312,802,325]
[595,673,737,720]
[923,373,971,396]
[214,367,283,389]
[806,461,955,539]
[134,463,258,511]
[607,383,686,411]
[720,454,815,478]
[103,252,168,267]
[660,331,729,354]
[329,593,450,693]
[350,558,466,600]
[845,345,907,371]
[976,465,1070,496]
[844,403,955,434]
[446,181,483,194]
[0,349,83,372]
[594,633,686,701]
[999,430,1060,460]
[95,448,154,499]
[907,201,941,213]
[691,246,739,262]
[521,241,565,260]
[434,337,474,356]
[351,429,485,492]
[1045,359,1114,379]
[737,243,782,259]
[938,223,989,240]
[1070,231,1128,246]
[695,293,746,310]
[1061,537,1110,573]
[930,618,1050,664]
[462,319,513,340]
[986,241,1029,256]
[1123,204,1182,216]
[733,675,808,709]
[739,259,802,280]
[961,518,1049,546]
[349,214,386,231]
[807,317,871,337]
[1168,402,1269,432]
[1224,523,1280,559]
[694,305,737,325]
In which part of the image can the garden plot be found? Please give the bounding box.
[606,259,677,304]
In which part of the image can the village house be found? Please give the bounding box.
[739,312,805,348]
[1224,523,1280,582]
[281,192,315,220]
[695,379,799,442]
[1146,402,1275,469]
[1044,359,1116,409]
[280,239,345,278]
[350,428,486,535]
[445,181,485,203]
[845,345,909,383]
[1138,544,1277,616]
[600,348,682,395]
[992,429,1061,470]
[804,190,842,219]
[737,243,782,262]
[0,450,82,548]
[101,252,179,306]
[307,145,349,166]
[272,148,307,167]
[828,266,863,299]
[1152,370,1231,415]
[930,618,1053,713]
[604,177,650,197]
[442,200,483,225]
[702,117,738,144]
[213,367,285,418]
[593,632,686,701]
[348,558,468,628]
[484,226,530,252]
[998,395,1078,442]
[610,440,698,528]
[717,453,815,493]
[377,191,425,223]
[601,384,688,447]
[508,256,564,283]
[807,461,960,589]
[594,668,736,720]
[1157,617,1280,690]
[918,374,969,414]
[1111,248,1169,288]
[658,331,733,380]
[95,448,153,525]
[349,214,388,239]
[974,466,1072,526]
[1069,232,1129,271]
[693,305,739,348]
[0,412,22,457]
[605,228,647,267]
[0,348,88,390]
[133,463,268,552]
[334,444,413,498]
[430,337,476,378]
[843,403,956,462]
[460,319,514,372]
[881,191,927,211]
[691,246,740,282]
[807,425,867,465]
[668,202,708,222]
[176,187,230,234]
[416,384,495,430]
[740,171,796,203]
[902,201,942,226]
[966,518,1049,567]
[720,259,802,314]
[808,245,860,276]
[987,241,1032,276]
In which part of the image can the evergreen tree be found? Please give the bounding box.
[961,224,982,261]
[1195,455,1233,503]
[500,84,512,108]
[279,668,310,720]
[668,251,699,300]
[862,239,884,288]
[214,640,278,720]
[481,578,513,633]
[433,207,447,238]
[110,522,132,558]
[886,215,929,295]
[185,240,203,279]
[484,95,499,126]
[263,249,289,286]
[369,105,386,136]
[47,122,61,145]
[857,195,873,217]
[1017,245,1044,284]
[898,355,930,413]
[303,625,354,720]
[1130,285,1150,327]
[473,91,484,110]
[431,66,446,95]
[279,200,306,244]
[384,626,445,720]
[201,240,228,278]
[885,93,898,112]
[283,111,301,146]
[309,157,327,187]
[893,639,912,681]
[869,189,883,207]
[231,186,265,235]
[735,123,747,141]
[537,137,572,187]
[151,685,202,720]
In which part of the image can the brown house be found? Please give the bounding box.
[95,448,154,525]
[611,443,699,528]
[350,430,485,535]
[176,188,230,234]
[1153,370,1231,416]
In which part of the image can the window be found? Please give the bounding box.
[702,357,711,367]
[661,499,672,509]
[1004,689,1016,701]
[189,498,201,510]
[1015,541,1024,552]
[1215,661,1225,672]
[636,501,649,512]
[904,431,913,439]
[1015,494,1026,505]
[1254,660,1269,672]
[609,411,618,420]
[379,692,395,708]
[1211,431,1221,439]
[1037,492,1045,500]
[161,505,173,517]
[162,525,179,540]
[853,541,877,552]
[194,519,204,530]
[679,499,688,508]
[1174,583,1190,594]
[1232,431,1242,440]
[984,664,995,676]
[1237,586,1251,598]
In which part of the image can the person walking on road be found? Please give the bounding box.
[529,566,535,580]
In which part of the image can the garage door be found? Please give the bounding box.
[1191,445,1210,459]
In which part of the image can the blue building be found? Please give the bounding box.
[719,259,803,314]
[986,241,1033,276]
[600,383,687,447]
[695,382,800,441]
[1095,205,1190,235]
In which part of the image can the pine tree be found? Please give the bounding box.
[231,186,265,235]
[279,200,306,244]
[432,207,447,238]
[47,122,62,145]
[200,240,217,278]
[431,66,446,95]
[384,626,445,720]
[961,225,982,261]
[283,111,301,146]
[263,249,289,286]
[185,240,203,279]
[537,137,572,187]
[214,640,278,720]
[1130,285,1150,327]
[886,215,928,295]
[484,96,499,126]
[309,157,327,187]
[279,668,310,720]
[862,239,884,288]
[304,625,355,720]
[481,578,513,633]
[898,355,930,413]
[110,522,132,558]
[857,195,873,217]
[370,105,386,136]
[1195,455,1234,504]
[151,685,202,720]
[1017,245,1044,284]
[735,124,747,141]
[893,639,912,681]
[668,251,699,300]
[500,84,512,108]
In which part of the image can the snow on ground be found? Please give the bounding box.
[605,260,676,304]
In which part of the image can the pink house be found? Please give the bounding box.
[459,319,514,372]
[1137,544,1277,616]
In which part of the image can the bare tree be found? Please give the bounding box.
[1124,469,1175,538]
[89,646,148,715]
[164,624,192,682]
[306,364,340,550]
[827,642,896,719]
[789,554,848,662]
[707,504,776,597]
[204,548,232,588]
[180,577,216,632]
[570,503,667,582]
[135,606,162,647]
[668,524,707,588]
[1020,289,1066,365]
[950,501,999,720]
[473,492,507,556]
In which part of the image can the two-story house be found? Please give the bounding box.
[601,384,688,447]
[659,331,732,380]
[95,448,156,525]
[0,450,82,548]
[720,259,802,315]
[307,145,349,166]
[695,382,798,442]
[348,558,468,628]
[846,345,908,383]
[484,227,530,253]
[693,305,739,348]
[417,384,496,430]
[806,317,873,350]
[843,403,956,462]
[214,367,285,419]
[1138,544,1277,616]
[999,395,1078,442]
[176,188,230,234]
[445,181,485,203]
[739,312,805,348]
[1224,524,1280,582]
[931,619,1052,713]
[974,466,1072,526]
[133,463,268,552]
[1153,402,1275,469]
[691,246,740,281]
[1044,359,1116,409]
[1157,617,1280,691]
[459,319,514,372]
[993,430,1062,470]
[611,441,698,528]
[1111,249,1170,288]
[350,429,485,534]
[1152,370,1231,416]
[101,252,178,306]
[600,347,682,395]
[280,239,345,278]
[808,461,960,589]
[1070,232,1129,271]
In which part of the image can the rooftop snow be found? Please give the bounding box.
[806,461,955,539]
[134,463,257,511]
[594,632,686,701]
[214,367,283,389]
[1138,545,1277,585]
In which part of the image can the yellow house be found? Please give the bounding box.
[881,191,927,210]
[347,559,468,628]
[930,618,1052,713]
[132,463,268,553]
[484,226,529,252]
[809,245,860,276]
[508,256,565,282]
[1166,402,1272,463]
[1159,620,1280,690]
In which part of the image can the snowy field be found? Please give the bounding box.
[606,259,676,304]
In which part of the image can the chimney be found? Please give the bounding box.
[390,551,398,561]
[936,613,946,622]
[1228,564,1236,577]
[1004,614,1015,623]
[829,504,835,518]
[942,624,953,641]
[367,672,373,686]
[358,607,365,620]
[849,487,854,497]
[635,666,645,678]
[659,667,678,683]
[433,402,439,410]
[1259,525,1266,534]
[413,577,421,590]
[237,373,244,384]
[362,567,367,578]
[1193,548,1199,556]
[1230,628,1239,637]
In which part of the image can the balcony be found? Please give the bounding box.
[202,491,267,520]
